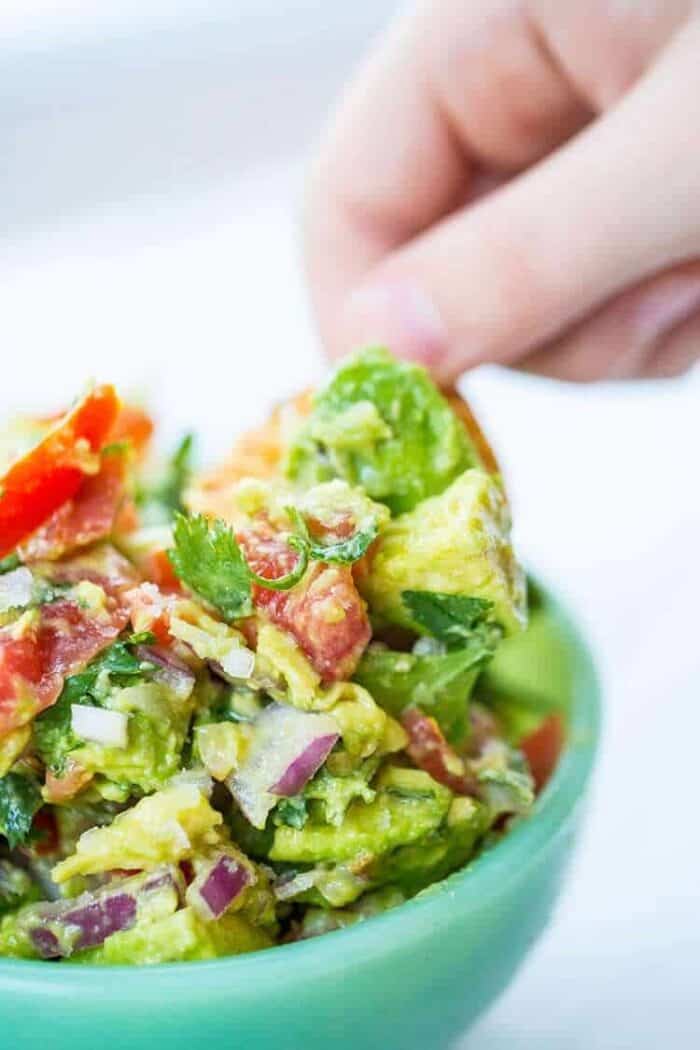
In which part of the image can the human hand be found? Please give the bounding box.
[305,0,700,382]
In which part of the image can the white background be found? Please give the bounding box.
[2,4,699,1046]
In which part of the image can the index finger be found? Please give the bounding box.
[304,0,587,359]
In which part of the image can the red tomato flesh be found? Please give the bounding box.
[0,385,120,559]
[19,450,127,562]
[238,527,371,682]
[402,707,478,795]
[520,713,565,792]
[0,598,127,737]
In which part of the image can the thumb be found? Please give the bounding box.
[331,18,700,382]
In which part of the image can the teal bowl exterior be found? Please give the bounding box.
[0,582,600,1050]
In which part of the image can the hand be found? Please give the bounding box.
[305,0,700,382]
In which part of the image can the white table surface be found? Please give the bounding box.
[1,8,699,1046]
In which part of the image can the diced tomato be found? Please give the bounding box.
[402,708,479,795]
[45,544,141,599]
[19,449,128,562]
[44,760,94,804]
[122,582,176,647]
[239,527,371,682]
[0,598,127,737]
[143,549,183,594]
[0,385,120,559]
[520,714,564,792]
[31,809,60,856]
[109,404,154,456]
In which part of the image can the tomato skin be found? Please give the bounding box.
[520,714,565,792]
[0,386,120,559]
[44,761,93,804]
[0,598,128,737]
[402,707,478,795]
[19,450,127,562]
[108,404,154,455]
[239,527,371,682]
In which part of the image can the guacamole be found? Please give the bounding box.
[0,350,562,964]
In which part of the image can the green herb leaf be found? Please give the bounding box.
[169,513,309,617]
[136,433,195,524]
[354,639,495,743]
[34,633,155,774]
[169,514,253,620]
[247,534,309,592]
[274,797,308,830]
[287,507,377,566]
[0,773,42,848]
[0,553,21,575]
[402,591,496,650]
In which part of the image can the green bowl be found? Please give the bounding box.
[0,581,600,1050]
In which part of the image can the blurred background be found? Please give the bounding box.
[1,2,698,1045]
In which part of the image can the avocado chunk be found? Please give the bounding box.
[71,907,272,964]
[269,767,452,864]
[360,469,526,636]
[369,795,489,896]
[285,348,482,514]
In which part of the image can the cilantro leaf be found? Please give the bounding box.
[402,591,497,650]
[0,773,42,848]
[34,633,155,774]
[0,553,21,575]
[169,514,253,621]
[169,514,309,618]
[287,507,377,566]
[247,534,309,592]
[354,641,494,743]
[274,797,308,830]
[136,433,195,524]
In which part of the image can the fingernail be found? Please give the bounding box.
[636,280,700,344]
[340,278,448,368]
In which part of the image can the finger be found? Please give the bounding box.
[333,17,700,382]
[305,0,590,363]
[517,262,700,381]
[641,313,700,379]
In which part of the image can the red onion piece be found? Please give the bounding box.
[25,865,182,958]
[64,893,137,951]
[271,734,339,797]
[30,927,61,960]
[136,644,196,699]
[227,704,340,829]
[188,855,251,921]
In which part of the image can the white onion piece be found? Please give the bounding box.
[135,644,196,700]
[0,567,35,613]
[219,645,256,682]
[168,766,214,797]
[228,704,340,829]
[71,705,129,748]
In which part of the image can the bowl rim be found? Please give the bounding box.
[0,577,600,994]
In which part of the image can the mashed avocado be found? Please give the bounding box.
[0,348,551,965]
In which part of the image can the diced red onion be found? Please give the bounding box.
[30,927,61,960]
[25,865,181,958]
[271,734,338,796]
[227,704,340,829]
[187,854,251,921]
[136,644,196,700]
